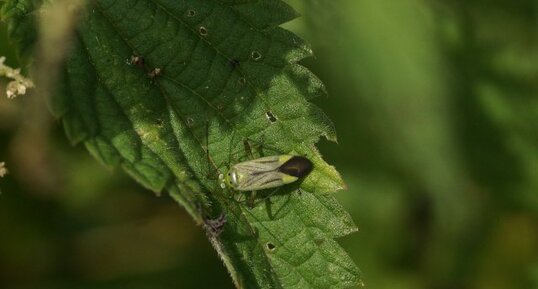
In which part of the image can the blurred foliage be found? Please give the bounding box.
[0,0,537,289]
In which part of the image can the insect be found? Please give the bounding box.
[203,213,227,237]
[219,155,313,192]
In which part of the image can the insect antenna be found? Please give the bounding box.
[200,120,224,181]
[205,122,213,179]
[227,129,237,168]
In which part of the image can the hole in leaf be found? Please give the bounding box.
[265,111,277,123]
[251,51,262,61]
[266,242,276,251]
[199,26,208,36]
[186,9,196,17]
[186,117,195,127]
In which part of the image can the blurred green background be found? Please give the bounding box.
[0,0,536,289]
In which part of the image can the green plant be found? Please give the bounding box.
[1,1,361,288]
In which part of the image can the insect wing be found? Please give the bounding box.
[278,156,313,178]
[233,155,282,172]
[232,156,286,191]
[234,170,288,191]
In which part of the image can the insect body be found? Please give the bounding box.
[219,155,313,191]
[203,213,227,237]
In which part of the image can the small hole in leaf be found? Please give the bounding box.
[251,51,262,61]
[199,26,208,36]
[186,117,195,127]
[265,111,277,123]
[186,9,196,17]
[266,242,276,251]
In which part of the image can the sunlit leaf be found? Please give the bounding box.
[2,0,361,288]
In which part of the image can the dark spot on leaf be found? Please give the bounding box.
[229,58,240,69]
[204,213,227,237]
[315,238,325,246]
[265,111,277,123]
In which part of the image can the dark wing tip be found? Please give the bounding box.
[278,156,313,178]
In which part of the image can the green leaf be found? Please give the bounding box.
[4,0,361,288]
[0,0,40,64]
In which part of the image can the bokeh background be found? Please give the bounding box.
[1,0,536,289]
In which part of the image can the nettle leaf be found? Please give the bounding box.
[0,0,40,63]
[3,0,361,288]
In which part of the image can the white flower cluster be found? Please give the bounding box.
[0,56,35,99]
[0,162,7,178]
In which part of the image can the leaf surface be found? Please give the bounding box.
[0,0,40,62]
[2,0,361,288]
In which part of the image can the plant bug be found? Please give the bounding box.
[218,155,313,192]
[204,125,312,206]
[203,213,227,237]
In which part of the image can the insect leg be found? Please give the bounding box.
[252,187,284,207]
[243,139,254,159]
[247,191,257,208]
[243,135,284,157]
